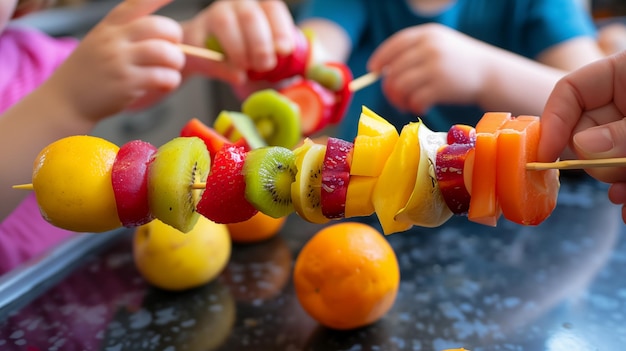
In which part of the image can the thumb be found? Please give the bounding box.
[573,118,626,159]
[103,0,173,25]
[573,118,626,183]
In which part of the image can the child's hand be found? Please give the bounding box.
[368,23,491,114]
[44,0,185,122]
[182,0,296,82]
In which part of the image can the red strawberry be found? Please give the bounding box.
[197,145,258,223]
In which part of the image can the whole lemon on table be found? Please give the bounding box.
[134,216,231,291]
[32,135,121,232]
[293,222,400,330]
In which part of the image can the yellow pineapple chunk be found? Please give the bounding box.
[344,175,377,218]
[351,106,399,177]
[372,121,421,235]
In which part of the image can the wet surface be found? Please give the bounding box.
[0,175,624,350]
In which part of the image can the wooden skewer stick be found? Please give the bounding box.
[526,157,626,171]
[179,42,379,92]
[179,44,224,61]
[13,157,626,192]
[349,72,379,92]
[12,184,34,190]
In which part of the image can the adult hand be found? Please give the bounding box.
[537,52,626,221]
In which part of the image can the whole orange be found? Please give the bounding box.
[293,222,400,330]
[226,212,287,243]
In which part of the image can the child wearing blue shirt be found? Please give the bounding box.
[204,0,605,139]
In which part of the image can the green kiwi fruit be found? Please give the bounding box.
[148,137,210,233]
[241,89,302,149]
[242,146,297,218]
[291,139,330,224]
[305,63,344,92]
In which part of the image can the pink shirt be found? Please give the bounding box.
[0,27,79,274]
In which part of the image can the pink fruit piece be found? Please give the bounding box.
[197,145,259,224]
[111,140,158,227]
[447,124,476,145]
[320,137,354,219]
[279,79,336,136]
[435,143,474,215]
[247,29,310,82]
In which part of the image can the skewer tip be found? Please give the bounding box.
[13,183,34,190]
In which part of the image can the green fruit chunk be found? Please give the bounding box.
[241,89,302,149]
[242,146,297,218]
[148,137,210,233]
[306,63,344,92]
[213,111,267,150]
[205,35,224,53]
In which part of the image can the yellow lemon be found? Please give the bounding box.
[32,135,121,232]
[133,216,231,291]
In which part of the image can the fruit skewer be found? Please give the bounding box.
[14,107,589,236]
[180,42,379,92]
[180,31,380,137]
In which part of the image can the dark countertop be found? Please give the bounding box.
[0,174,624,351]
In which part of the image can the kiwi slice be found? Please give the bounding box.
[241,89,302,149]
[291,139,329,224]
[148,137,210,233]
[242,146,297,218]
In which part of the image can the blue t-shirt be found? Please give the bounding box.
[297,0,597,140]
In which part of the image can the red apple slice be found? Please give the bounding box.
[279,79,335,135]
[435,143,474,215]
[320,137,354,219]
[111,140,158,227]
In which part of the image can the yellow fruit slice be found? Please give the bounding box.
[344,175,377,218]
[372,121,421,235]
[395,122,453,227]
[291,139,330,224]
[350,106,399,177]
[32,135,121,232]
